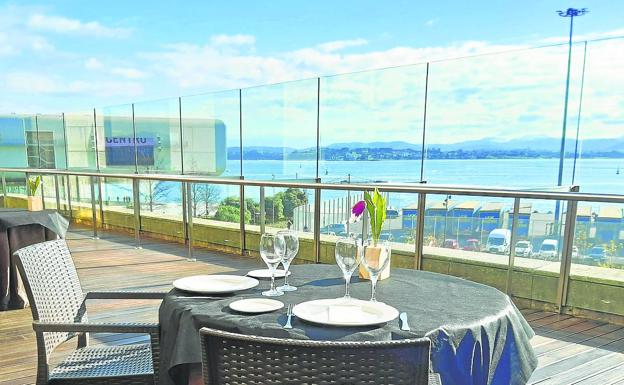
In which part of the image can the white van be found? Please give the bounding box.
[486,229,511,254]
[539,239,559,260]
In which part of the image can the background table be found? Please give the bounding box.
[0,209,69,310]
[159,265,537,385]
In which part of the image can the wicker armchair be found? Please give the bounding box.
[200,327,442,385]
[14,239,166,385]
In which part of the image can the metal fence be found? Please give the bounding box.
[2,167,624,316]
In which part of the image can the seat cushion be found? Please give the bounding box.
[49,343,153,382]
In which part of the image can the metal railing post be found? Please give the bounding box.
[132,178,141,248]
[54,174,61,211]
[506,197,521,294]
[259,186,266,235]
[185,181,195,261]
[89,176,98,239]
[239,177,246,255]
[97,177,104,228]
[313,183,321,263]
[66,175,73,220]
[557,199,578,313]
[414,192,426,270]
[1,174,7,207]
[181,182,188,242]
[40,174,46,210]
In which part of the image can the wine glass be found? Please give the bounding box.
[362,239,391,302]
[335,236,362,300]
[277,230,299,292]
[259,233,285,297]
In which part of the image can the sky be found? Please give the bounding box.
[0,1,623,145]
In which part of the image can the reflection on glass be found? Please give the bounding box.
[0,115,36,168]
[424,44,585,189]
[573,38,624,195]
[133,98,182,174]
[320,65,426,184]
[100,104,135,172]
[242,79,317,180]
[65,112,97,170]
[181,91,238,176]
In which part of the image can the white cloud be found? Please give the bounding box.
[110,67,147,79]
[425,18,438,27]
[210,34,256,46]
[0,30,54,57]
[317,38,368,52]
[538,28,624,44]
[85,58,147,79]
[28,14,132,38]
[5,72,60,93]
[4,71,144,97]
[85,57,103,70]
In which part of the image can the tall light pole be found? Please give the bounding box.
[554,7,587,228]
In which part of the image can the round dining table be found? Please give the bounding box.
[158,264,537,385]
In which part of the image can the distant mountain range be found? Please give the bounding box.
[327,136,624,153]
[227,136,624,160]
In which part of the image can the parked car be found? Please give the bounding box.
[486,229,511,254]
[588,246,608,264]
[320,223,347,236]
[386,208,399,219]
[539,239,559,260]
[462,239,481,252]
[379,232,394,242]
[443,239,459,249]
[514,241,533,257]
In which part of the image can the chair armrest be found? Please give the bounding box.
[33,321,159,334]
[84,291,167,300]
[429,372,442,385]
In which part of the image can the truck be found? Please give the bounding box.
[486,229,511,254]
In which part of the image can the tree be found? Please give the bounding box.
[574,226,591,254]
[279,188,308,219]
[215,204,251,223]
[190,183,220,217]
[264,196,284,223]
[142,180,173,212]
[215,205,240,222]
[245,198,260,224]
[222,196,241,208]
[141,160,173,212]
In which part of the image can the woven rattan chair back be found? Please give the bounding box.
[200,327,432,385]
[15,239,86,359]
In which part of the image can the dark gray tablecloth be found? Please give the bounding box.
[0,209,69,310]
[159,265,537,385]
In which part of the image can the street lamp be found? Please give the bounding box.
[554,7,588,227]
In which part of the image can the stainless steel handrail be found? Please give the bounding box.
[1,167,623,203]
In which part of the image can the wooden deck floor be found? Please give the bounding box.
[1,227,623,385]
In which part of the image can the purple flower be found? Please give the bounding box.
[349,200,366,223]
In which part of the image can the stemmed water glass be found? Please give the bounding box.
[277,230,299,292]
[362,240,391,302]
[335,236,362,300]
[259,233,285,297]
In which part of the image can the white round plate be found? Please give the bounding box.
[293,298,399,327]
[173,275,259,294]
[229,298,284,314]
[247,269,291,279]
